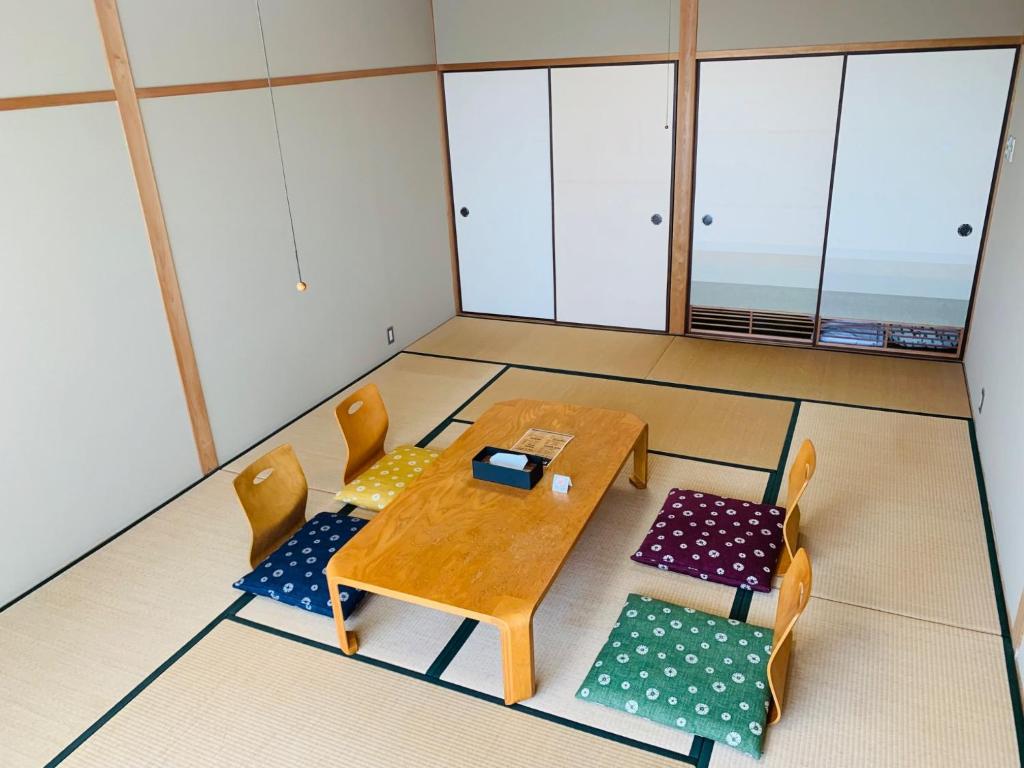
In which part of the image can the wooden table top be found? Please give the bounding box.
[327,399,646,621]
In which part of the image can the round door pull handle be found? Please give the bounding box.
[702,214,714,226]
[651,213,663,225]
[459,206,470,218]
[957,223,973,237]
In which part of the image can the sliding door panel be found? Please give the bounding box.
[445,69,554,318]
[690,56,843,340]
[552,63,674,331]
[821,48,1016,352]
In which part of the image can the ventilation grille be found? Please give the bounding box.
[818,318,962,355]
[689,306,815,342]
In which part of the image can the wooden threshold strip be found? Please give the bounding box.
[438,52,675,72]
[697,35,1023,60]
[136,63,435,99]
[0,90,116,111]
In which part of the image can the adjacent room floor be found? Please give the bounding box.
[2,317,1018,768]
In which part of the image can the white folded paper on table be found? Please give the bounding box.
[489,452,529,470]
[552,474,572,494]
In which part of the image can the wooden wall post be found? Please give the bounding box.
[668,0,699,335]
[93,0,219,473]
[429,1,462,313]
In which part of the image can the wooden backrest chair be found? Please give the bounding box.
[778,439,817,575]
[233,444,308,568]
[766,547,812,724]
[335,383,389,485]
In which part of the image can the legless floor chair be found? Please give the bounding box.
[576,548,813,758]
[631,440,816,591]
[232,444,367,618]
[334,383,438,511]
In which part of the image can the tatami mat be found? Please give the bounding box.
[779,403,999,634]
[4,329,1016,768]
[710,591,1017,768]
[648,336,970,418]
[0,471,337,768]
[61,620,686,768]
[236,594,464,674]
[441,454,769,758]
[224,353,502,493]
[409,316,674,379]
[457,367,794,470]
[423,420,471,451]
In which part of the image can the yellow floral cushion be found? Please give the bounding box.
[335,445,439,511]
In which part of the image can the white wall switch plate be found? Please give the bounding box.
[1006,135,1016,164]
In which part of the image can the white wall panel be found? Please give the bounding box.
[260,0,436,75]
[433,0,678,64]
[119,0,436,88]
[143,73,452,460]
[118,0,266,87]
[552,64,674,330]
[691,56,843,313]
[274,73,453,355]
[700,0,1024,51]
[965,53,1024,649]
[0,103,200,604]
[823,49,1015,321]
[445,70,554,318]
[0,0,110,97]
[141,89,297,460]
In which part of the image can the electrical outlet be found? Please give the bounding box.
[978,387,985,414]
[386,326,395,345]
[1006,135,1016,164]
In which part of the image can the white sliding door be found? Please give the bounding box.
[821,48,1016,335]
[691,56,843,326]
[551,63,675,330]
[444,69,554,319]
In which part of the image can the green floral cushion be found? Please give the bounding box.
[576,594,774,758]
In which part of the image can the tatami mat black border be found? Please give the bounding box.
[403,349,972,421]
[25,335,1023,767]
[42,592,256,768]
[224,614,701,765]
[41,361,704,767]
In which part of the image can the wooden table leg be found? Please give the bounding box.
[498,611,535,705]
[328,578,359,655]
[629,423,649,489]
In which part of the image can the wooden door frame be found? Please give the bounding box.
[440,58,682,332]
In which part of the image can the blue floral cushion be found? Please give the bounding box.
[233,512,368,618]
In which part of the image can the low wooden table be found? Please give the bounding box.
[326,398,648,704]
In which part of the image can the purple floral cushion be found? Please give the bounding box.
[631,490,785,592]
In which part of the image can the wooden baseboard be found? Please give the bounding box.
[1013,590,1024,651]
